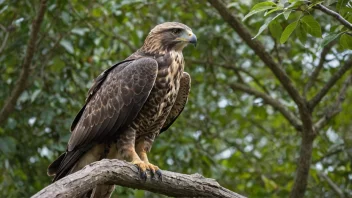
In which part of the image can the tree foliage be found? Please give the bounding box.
[0,0,351,197]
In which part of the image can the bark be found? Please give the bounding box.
[308,58,352,110]
[206,1,316,198]
[207,0,306,111]
[314,4,352,31]
[314,74,352,131]
[0,0,47,125]
[303,41,336,97]
[188,59,302,130]
[289,134,314,198]
[229,82,302,131]
[318,173,345,198]
[32,159,245,198]
[0,24,9,54]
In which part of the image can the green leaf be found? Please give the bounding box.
[296,22,307,43]
[253,13,283,39]
[261,175,278,191]
[287,0,306,9]
[71,28,90,36]
[31,89,41,102]
[288,0,306,2]
[300,15,322,38]
[92,7,103,17]
[269,20,283,40]
[340,33,352,49]
[243,2,277,21]
[60,39,74,54]
[0,136,17,155]
[324,0,337,5]
[337,0,348,13]
[265,7,283,16]
[321,32,344,47]
[279,0,288,6]
[253,21,271,40]
[330,25,344,32]
[280,20,299,43]
[51,56,65,72]
[339,5,352,16]
[283,10,292,20]
[308,1,324,9]
[251,2,277,10]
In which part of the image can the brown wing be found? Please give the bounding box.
[70,59,136,132]
[160,72,191,133]
[68,57,158,150]
[51,58,158,181]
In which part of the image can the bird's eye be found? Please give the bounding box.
[171,28,182,34]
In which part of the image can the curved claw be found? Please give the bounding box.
[140,170,147,181]
[132,161,148,181]
[146,163,161,180]
[156,169,162,181]
[150,169,156,179]
[132,160,162,181]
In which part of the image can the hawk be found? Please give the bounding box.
[47,22,196,197]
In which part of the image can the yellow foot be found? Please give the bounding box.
[145,163,162,179]
[132,160,162,180]
[132,160,148,180]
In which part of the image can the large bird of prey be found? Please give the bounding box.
[47,22,196,197]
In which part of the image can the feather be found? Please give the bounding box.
[50,58,158,181]
[160,72,191,133]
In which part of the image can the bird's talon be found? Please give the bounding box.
[140,171,147,181]
[132,161,149,180]
[156,169,162,180]
[150,170,156,179]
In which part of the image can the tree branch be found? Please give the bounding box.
[318,172,346,198]
[67,1,138,52]
[0,24,9,54]
[188,58,270,94]
[314,74,352,131]
[207,0,306,113]
[229,82,302,131]
[314,4,352,31]
[207,1,315,198]
[312,147,344,164]
[0,0,47,125]
[97,27,137,52]
[32,159,245,198]
[220,62,271,94]
[273,41,283,64]
[308,58,352,110]
[303,41,336,97]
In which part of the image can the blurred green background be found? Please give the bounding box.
[0,0,351,197]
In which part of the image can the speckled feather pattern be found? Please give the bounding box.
[48,23,193,192]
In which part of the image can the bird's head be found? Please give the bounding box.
[141,22,197,54]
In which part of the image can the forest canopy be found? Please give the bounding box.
[0,0,351,197]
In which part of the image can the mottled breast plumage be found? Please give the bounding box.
[48,22,195,195]
[131,51,184,137]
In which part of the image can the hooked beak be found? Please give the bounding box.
[188,33,197,47]
[176,31,197,47]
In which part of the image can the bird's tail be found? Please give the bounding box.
[47,145,114,198]
[47,148,88,182]
[47,152,66,177]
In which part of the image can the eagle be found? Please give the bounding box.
[47,22,196,197]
